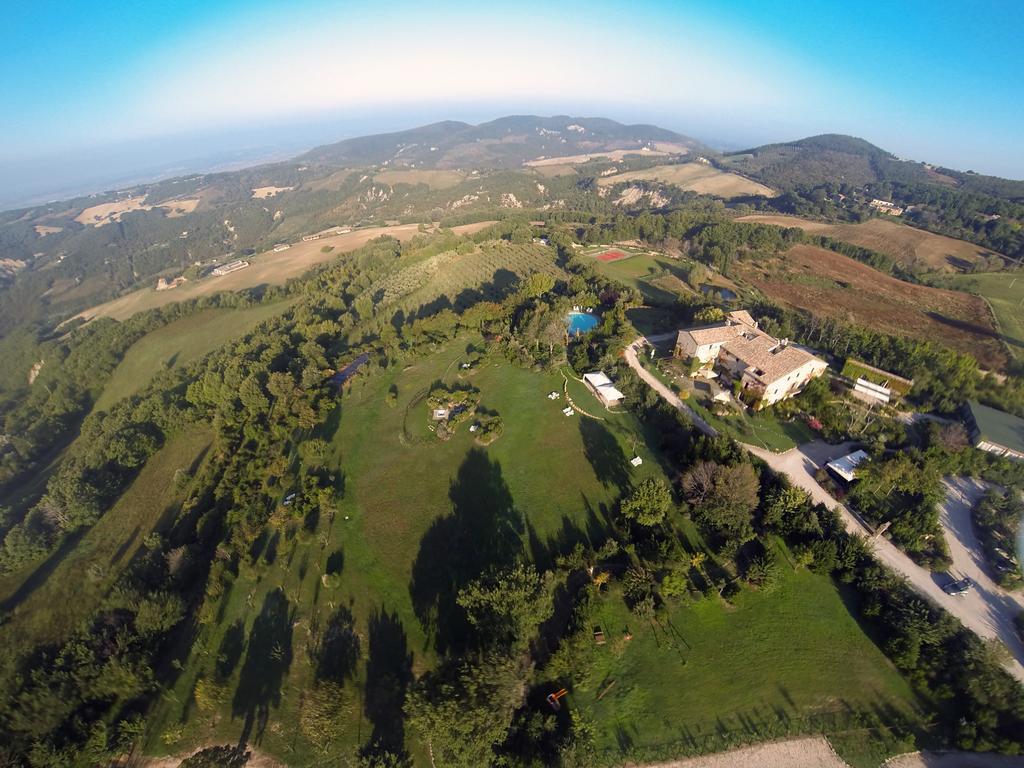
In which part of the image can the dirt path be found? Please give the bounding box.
[634,735,849,768]
[624,335,716,437]
[624,335,1024,683]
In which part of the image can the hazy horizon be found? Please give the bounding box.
[3,0,1024,208]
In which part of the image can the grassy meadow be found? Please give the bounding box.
[937,271,1024,360]
[147,337,663,760]
[95,301,296,410]
[584,247,744,310]
[0,428,213,654]
[576,564,931,768]
[142,336,927,765]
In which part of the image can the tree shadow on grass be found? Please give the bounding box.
[232,588,294,747]
[361,607,414,762]
[315,603,361,684]
[409,447,523,654]
[579,418,632,495]
[0,527,86,614]
[216,620,246,682]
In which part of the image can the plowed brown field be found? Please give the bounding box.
[738,244,1007,369]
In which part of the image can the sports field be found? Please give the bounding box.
[736,214,999,272]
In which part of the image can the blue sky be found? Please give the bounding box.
[2,0,1023,178]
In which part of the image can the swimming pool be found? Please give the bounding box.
[566,311,599,335]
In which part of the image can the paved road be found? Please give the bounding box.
[625,336,1024,682]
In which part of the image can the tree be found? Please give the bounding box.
[686,262,709,290]
[693,306,725,324]
[523,272,556,298]
[681,461,718,507]
[743,547,780,590]
[620,478,672,526]
[405,656,525,768]
[687,462,759,546]
[456,563,552,649]
[762,486,818,537]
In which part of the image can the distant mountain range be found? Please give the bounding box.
[298,115,704,169]
[2,115,1023,335]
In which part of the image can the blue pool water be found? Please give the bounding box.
[567,311,599,335]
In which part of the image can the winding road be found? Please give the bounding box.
[625,336,1024,683]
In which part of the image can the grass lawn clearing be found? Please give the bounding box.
[0,427,213,655]
[571,565,931,768]
[587,249,704,306]
[935,272,1024,361]
[148,338,665,761]
[95,301,296,410]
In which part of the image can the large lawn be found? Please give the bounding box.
[148,338,663,760]
[95,301,295,410]
[147,340,927,765]
[586,249,698,306]
[574,562,931,768]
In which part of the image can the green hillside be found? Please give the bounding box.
[2,208,1023,768]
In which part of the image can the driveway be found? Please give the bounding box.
[625,336,717,438]
[625,337,1024,682]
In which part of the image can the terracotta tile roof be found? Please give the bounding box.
[679,311,825,386]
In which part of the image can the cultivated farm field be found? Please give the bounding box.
[600,163,775,198]
[355,241,564,318]
[74,195,200,226]
[737,244,1009,369]
[374,169,466,189]
[72,222,495,322]
[736,214,999,271]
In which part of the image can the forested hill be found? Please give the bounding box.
[721,134,1024,200]
[723,134,1024,260]
[299,115,703,169]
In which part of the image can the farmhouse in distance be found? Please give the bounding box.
[675,310,828,407]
